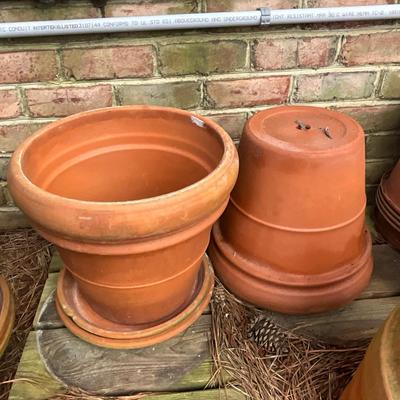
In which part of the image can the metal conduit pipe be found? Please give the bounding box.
[0,5,400,38]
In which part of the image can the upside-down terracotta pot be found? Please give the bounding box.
[8,106,238,348]
[0,276,14,357]
[375,160,400,250]
[209,106,373,314]
[340,305,400,400]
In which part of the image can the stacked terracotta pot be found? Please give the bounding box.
[375,160,400,250]
[209,106,373,314]
[0,276,14,357]
[340,305,400,400]
[8,106,238,349]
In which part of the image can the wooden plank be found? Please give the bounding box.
[10,316,216,400]
[0,207,29,230]
[8,332,65,400]
[359,244,400,299]
[146,388,245,399]
[34,290,63,330]
[33,274,59,330]
[49,251,62,272]
[262,296,400,345]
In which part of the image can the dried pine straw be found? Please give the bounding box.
[0,228,51,400]
[210,281,368,400]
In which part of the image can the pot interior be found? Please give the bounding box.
[21,109,224,202]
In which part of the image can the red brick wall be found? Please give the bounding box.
[1,0,400,227]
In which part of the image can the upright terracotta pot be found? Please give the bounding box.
[8,106,238,348]
[340,305,400,400]
[209,106,373,314]
[0,276,14,357]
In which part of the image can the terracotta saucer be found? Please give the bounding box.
[0,276,14,356]
[56,256,214,349]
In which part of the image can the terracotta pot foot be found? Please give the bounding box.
[209,223,373,314]
[55,256,214,349]
[0,276,14,356]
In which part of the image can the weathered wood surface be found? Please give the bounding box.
[147,389,245,399]
[11,243,400,399]
[39,315,212,395]
[260,244,400,344]
[10,318,216,399]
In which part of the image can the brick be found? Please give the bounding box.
[254,39,297,70]
[0,2,99,22]
[117,82,200,109]
[0,51,57,84]
[366,134,400,159]
[105,0,196,17]
[0,122,48,152]
[294,72,376,102]
[342,32,400,66]
[206,77,290,108]
[26,85,113,117]
[206,0,298,12]
[207,113,247,140]
[63,46,154,80]
[380,70,400,99]
[159,41,247,76]
[366,159,397,184]
[338,105,400,132]
[308,0,394,6]
[298,37,338,68]
[0,90,20,119]
[254,37,337,70]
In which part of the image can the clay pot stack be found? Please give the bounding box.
[375,160,400,250]
[8,106,238,349]
[209,105,373,314]
[340,305,400,400]
[0,276,14,357]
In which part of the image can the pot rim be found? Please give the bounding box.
[57,256,213,339]
[376,188,400,230]
[8,106,239,241]
[245,105,364,157]
[378,306,400,398]
[212,221,372,287]
[55,258,214,348]
[380,174,400,215]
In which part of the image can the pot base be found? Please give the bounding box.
[209,223,373,314]
[0,276,15,357]
[56,256,214,349]
[375,209,400,251]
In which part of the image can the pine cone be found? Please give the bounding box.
[248,316,289,354]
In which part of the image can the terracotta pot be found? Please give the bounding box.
[8,106,238,348]
[0,276,14,357]
[376,187,400,230]
[375,167,400,250]
[340,305,400,400]
[382,160,400,209]
[209,105,373,314]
